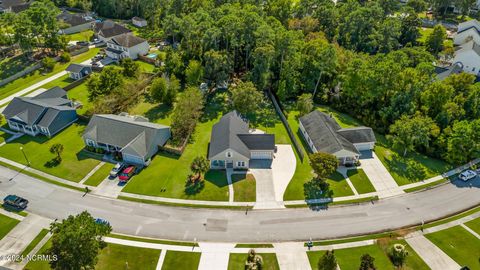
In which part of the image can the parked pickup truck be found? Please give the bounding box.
[3,195,28,210]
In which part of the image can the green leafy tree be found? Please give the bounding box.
[407,0,428,12]
[388,244,408,266]
[204,50,231,85]
[230,81,263,116]
[120,58,140,77]
[425,25,446,54]
[150,77,168,103]
[60,52,71,63]
[297,93,314,116]
[445,119,480,164]
[185,60,204,86]
[388,113,440,156]
[165,48,184,78]
[318,250,337,270]
[41,57,56,72]
[190,156,210,181]
[49,144,64,162]
[48,211,112,270]
[309,152,338,179]
[359,254,376,270]
[171,87,204,142]
[87,66,124,101]
[245,249,263,270]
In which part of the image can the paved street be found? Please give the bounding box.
[1,165,480,242]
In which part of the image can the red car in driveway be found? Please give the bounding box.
[118,166,136,182]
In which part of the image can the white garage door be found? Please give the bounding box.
[123,153,145,165]
[251,151,272,159]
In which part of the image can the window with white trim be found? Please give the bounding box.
[86,139,96,147]
[237,161,245,167]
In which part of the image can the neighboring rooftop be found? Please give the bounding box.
[436,63,464,80]
[208,111,275,159]
[3,87,74,126]
[132,16,146,21]
[83,114,170,158]
[57,11,93,27]
[455,40,480,56]
[457,19,480,33]
[299,111,376,157]
[109,33,146,48]
[94,20,131,38]
[66,63,91,73]
[0,0,29,12]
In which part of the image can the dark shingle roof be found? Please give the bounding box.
[82,114,170,158]
[0,0,29,12]
[456,40,480,57]
[94,20,131,38]
[57,12,93,27]
[436,63,464,80]
[110,33,146,48]
[299,111,375,157]
[66,63,90,73]
[3,87,74,126]
[208,111,275,159]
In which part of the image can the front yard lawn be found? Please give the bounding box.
[96,243,161,270]
[326,171,354,197]
[375,135,452,186]
[0,123,101,182]
[228,253,279,270]
[307,240,428,270]
[162,250,201,270]
[123,91,289,200]
[425,226,480,269]
[0,213,20,240]
[0,48,99,102]
[84,163,114,186]
[465,217,480,235]
[25,240,161,270]
[347,169,376,194]
[232,173,256,202]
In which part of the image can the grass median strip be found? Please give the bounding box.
[108,233,196,247]
[404,178,449,193]
[18,229,49,260]
[234,243,274,248]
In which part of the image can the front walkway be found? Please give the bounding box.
[359,152,404,198]
[226,168,235,203]
[405,235,460,270]
[0,214,51,268]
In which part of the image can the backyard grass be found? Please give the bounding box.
[465,217,480,235]
[67,30,93,42]
[136,60,156,73]
[19,229,49,259]
[84,163,114,186]
[374,134,452,186]
[228,253,279,270]
[232,173,256,202]
[0,48,99,102]
[0,54,36,80]
[123,91,289,200]
[426,226,480,269]
[66,82,91,115]
[347,169,376,194]
[0,123,101,182]
[25,240,161,270]
[161,250,201,270]
[0,213,20,240]
[31,74,75,93]
[307,240,428,270]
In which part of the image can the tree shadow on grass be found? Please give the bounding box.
[201,91,230,123]
[44,157,60,168]
[184,179,205,195]
[144,103,172,123]
[385,155,427,182]
[204,170,229,188]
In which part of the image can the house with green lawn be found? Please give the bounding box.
[299,111,376,165]
[208,111,275,169]
[3,87,78,137]
[82,113,171,166]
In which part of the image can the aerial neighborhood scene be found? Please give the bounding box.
[0,0,480,268]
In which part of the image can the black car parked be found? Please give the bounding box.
[3,195,28,210]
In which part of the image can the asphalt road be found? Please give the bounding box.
[1,166,479,243]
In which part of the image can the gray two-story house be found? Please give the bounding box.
[208,111,275,169]
[3,87,78,137]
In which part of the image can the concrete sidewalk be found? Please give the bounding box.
[406,235,460,270]
[92,177,124,198]
[0,214,51,268]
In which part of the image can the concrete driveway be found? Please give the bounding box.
[92,177,124,198]
[359,151,404,198]
[250,145,296,209]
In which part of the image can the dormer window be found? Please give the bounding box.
[226,152,232,158]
